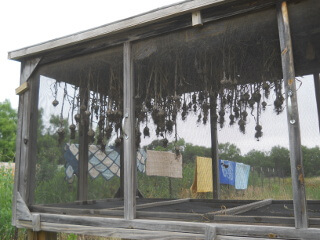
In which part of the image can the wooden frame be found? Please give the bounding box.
[277,0,308,228]
[9,0,320,239]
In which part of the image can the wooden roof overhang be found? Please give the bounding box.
[7,0,320,79]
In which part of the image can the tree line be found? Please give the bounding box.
[1,99,320,177]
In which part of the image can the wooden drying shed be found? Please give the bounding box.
[9,0,320,239]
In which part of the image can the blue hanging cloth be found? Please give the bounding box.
[219,159,235,186]
[235,162,250,189]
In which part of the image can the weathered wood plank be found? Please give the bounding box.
[36,213,206,234]
[32,214,41,232]
[12,87,25,225]
[8,0,236,60]
[30,205,123,217]
[38,0,279,66]
[19,58,41,83]
[16,218,320,240]
[25,76,40,205]
[20,221,204,240]
[216,236,287,240]
[313,73,320,133]
[205,225,216,240]
[123,41,136,220]
[214,215,295,226]
[109,198,190,210]
[210,199,273,216]
[17,74,40,207]
[277,1,308,229]
[16,192,32,221]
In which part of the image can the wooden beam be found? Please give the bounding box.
[109,198,190,210]
[210,95,220,199]
[210,199,272,216]
[277,1,308,229]
[214,215,295,226]
[16,218,320,240]
[34,213,206,234]
[38,0,278,66]
[21,222,203,240]
[313,73,320,133]
[78,87,89,201]
[123,41,136,220]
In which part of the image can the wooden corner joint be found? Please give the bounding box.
[15,82,29,95]
[32,213,41,232]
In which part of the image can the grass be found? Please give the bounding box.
[1,162,320,240]
[0,165,15,240]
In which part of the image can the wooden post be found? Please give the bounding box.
[25,76,40,205]
[277,1,308,229]
[28,230,57,240]
[210,95,220,199]
[313,73,320,133]
[12,58,41,225]
[123,41,137,220]
[78,87,89,201]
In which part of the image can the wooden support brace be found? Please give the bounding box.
[210,199,272,216]
[192,10,203,26]
[109,198,190,210]
[15,82,29,95]
[123,41,137,220]
[277,1,308,229]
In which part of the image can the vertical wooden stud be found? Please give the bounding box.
[277,1,308,228]
[313,73,320,133]
[28,230,57,240]
[123,41,137,220]
[205,225,216,240]
[210,95,220,199]
[78,87,89,201]
[13,59,41,225]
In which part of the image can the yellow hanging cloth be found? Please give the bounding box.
[190,156,213,193]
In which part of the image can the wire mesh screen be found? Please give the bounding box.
[35,46,124,204]
[296,75,320,201]
[131,6,297,203]
[288,0,320,202]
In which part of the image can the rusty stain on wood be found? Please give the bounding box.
[281,48,288,55]
[281,1,289,25]
[288,79,294,85]
[268,233,277,238]
[298,174,304,185]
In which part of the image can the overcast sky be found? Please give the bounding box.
[1,0,319,153]
[0,0,181,108]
